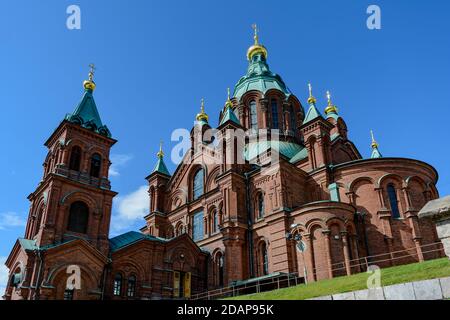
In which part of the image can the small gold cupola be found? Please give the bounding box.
[247,24,268,61]
[83,63,96,91]
[307,82,317,105]
[325,90,338,115]
[196,98,209,123]
[157,140,164,159]
[371,130,379,149]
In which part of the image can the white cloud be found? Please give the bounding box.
[111,185,149,234]
[109,154,133,177]
[0,256,9,300]
[0,212,26,230]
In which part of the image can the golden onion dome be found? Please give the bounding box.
[83,64,96,91]
[196,98,209,123]
[247,24,268,61]
[324,90,338,115]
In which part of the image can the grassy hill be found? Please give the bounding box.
[226,258,450,300]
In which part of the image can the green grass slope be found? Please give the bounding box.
[227,258,450,300]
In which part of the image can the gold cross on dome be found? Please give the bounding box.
[88,63,96,81]
[252,23,259,44]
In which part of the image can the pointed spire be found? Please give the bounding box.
[324,90,338,115]
[65,64,111,137]
[370,130,383,158]
[152,140,170,176]
[247,24,268,61]
[196,98,209,124]
[304,83,322,124]
[220,88,240,126]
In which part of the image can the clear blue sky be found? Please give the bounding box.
[0,0,449,275]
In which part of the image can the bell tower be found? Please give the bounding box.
[23,66,117,255]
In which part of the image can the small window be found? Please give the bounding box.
[67,201,89,234]
[113,273,122,296]
[290,106,296,133]
[63,289,74,300]
[127,275,136,298]
[213,209,219,233]
[218,254,224,287]
[69,146,82,171]
[193,169,204,200]
[90,153,102,178]
[387,184,400,218]
[250,101,258,132]
[262,243,269,275]
[257,193,265,219]
[271,100,279,129]
[193,211,204,241]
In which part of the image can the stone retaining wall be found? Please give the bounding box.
[308,277,450,300]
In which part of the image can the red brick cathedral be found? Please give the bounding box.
[4,29,442,300]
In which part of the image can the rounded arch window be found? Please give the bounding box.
[261,242,269,275]
[256,192,265,219]
[67,201,89,234]
[193,168,204,200]
[69,146,82,171]
[113,273,123,296]
[387,183,400,218]
[90,153,102,178]
[127,275,136,297]
[249,100,258,132]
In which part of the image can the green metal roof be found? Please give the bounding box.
[245,141,306,162]
[65,89,111,138]
[371,147,382,159]
[303,103,322,124]
[289,147,308,163]
[233,53,291,101]
[152,157,171,176]
[109,231,166,253]
[18,238,38,251]
[220,107,240,126]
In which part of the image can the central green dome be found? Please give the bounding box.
[233,52,291,101]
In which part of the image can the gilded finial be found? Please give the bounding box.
[247,24,268,61]
[83,63,96,91]
[157,140,164,159]
[225,87,233,109]
[252,23,259,45]
[307,82,317,104]
[370,130,379,149]
[324,90,338,115]
[196,98,209,123]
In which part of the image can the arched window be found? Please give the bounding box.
[127,275,136,298]
[63,289,74,300]
[257,193,265,219]
[387,184,400,218]
[218,254,224,287]
[69,146,82,171]
[192,211,204,241]
[271,100,279,129]
[262,242,269,275]
[113,273,122,296]
[90,153,102,178]
[213,209,219,233]
[193,169,204,200]
[249,100,258,132]
[290,106,296,133]
[67,201,89,234]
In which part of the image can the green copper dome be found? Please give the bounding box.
[233,53,291,101]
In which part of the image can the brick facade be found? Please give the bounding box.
[3,35,443,300]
